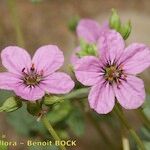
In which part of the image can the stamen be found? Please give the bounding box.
[30,63,35,71]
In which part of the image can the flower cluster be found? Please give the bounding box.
[74,19,150,114]
[0,19,150,115]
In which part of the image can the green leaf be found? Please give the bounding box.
[66,107,85,136]
[6,104,47,137]
[47,101,72,124]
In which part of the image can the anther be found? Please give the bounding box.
[31,63,35,71]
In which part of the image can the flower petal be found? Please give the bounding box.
[75,56,103,86]
[41,72,74,94]
[88,83,115,114]
[71,47,80,65]
[14,85,45,101]
[77,19,101,43]
[114,75,145,109]
[32,45,64,75]
[121,43,150,74]
[0,72,21,90]
[97,30,125,64]
[1,46,31,75]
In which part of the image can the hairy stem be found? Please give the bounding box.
[114,105,146,150]
[42,115,66,150]
[7,0,25,47]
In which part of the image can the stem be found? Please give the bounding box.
[44,88,89,105]
[42,115,67,150]
[7,0,25,47]
[137,108,150,131]
[122,136,130,150]
[114,105,146,150]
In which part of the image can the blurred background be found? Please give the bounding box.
[0,0,150,150]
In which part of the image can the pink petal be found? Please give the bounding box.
[70,47,80,65]
[0,72,21,90]
[14,85,45,101]
[114,75,145,109]
[97,30,125,64]
[75,56,103,86]
[32,45,64,76]
[41,72,74,94]
[121,43,150,74]
[88,83,115,114]
[77,19,101,43]
[1,46,31,75]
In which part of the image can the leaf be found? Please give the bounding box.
[66,107,85,136]
[6,104,47,137]
[47,101,72,125]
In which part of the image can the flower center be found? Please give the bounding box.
[22,64,43,87]
[104,64,124,84]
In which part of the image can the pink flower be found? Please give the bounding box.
[71,19,109,65]
[75,30,150,114]
[0,45,75,101]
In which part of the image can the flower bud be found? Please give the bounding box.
[68,16,80,32]
[43,95,63,106]
[109,8,121,31]
[76,40,98,57]
[27,102,41,116]
[120,21,132,40]
[0,97,22,112]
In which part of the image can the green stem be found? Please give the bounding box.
[137,108,150,131]
[7,0,25,47]
[44,88,89,105]
[42,115,67,150]
[114,105,146,150]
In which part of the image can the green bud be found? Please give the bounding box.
[119,21,132,40]
[76,40,98,57]
[0,97,22,113]
[109,8,121,31]
[68,16,80,32]
[43,95,63,106]
[27,102,41,116]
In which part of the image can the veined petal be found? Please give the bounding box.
[41,72,74,94]
[75,56,103,86]
[32,45,64,76]
[1,46,31,75]
[14,85,45,101]
[121,43,150,74]
[77,19,101,43]
[71,47,80,65]
[114,75,145,109]
[0,72,21,90]
[88,83,115,114]
[97,30,125,64]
